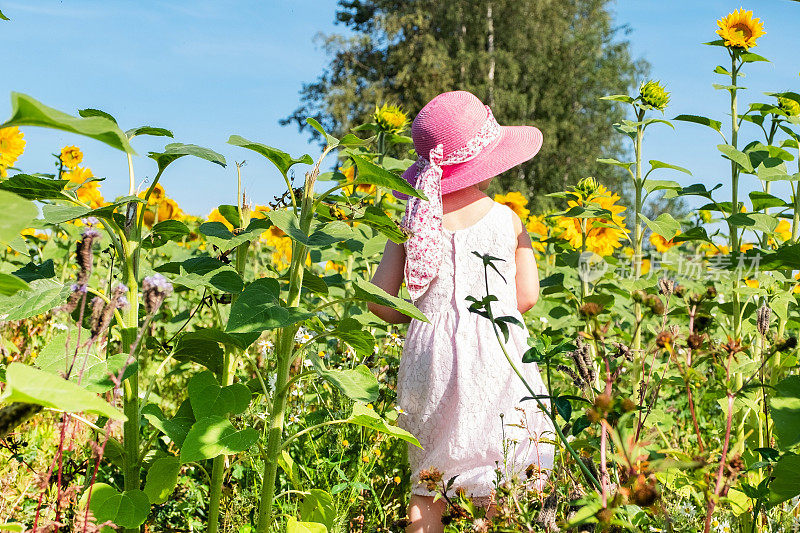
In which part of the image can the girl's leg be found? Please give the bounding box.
[406,494,446,533]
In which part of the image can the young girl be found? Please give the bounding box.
[368,90,555,531]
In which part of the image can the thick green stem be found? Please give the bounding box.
[207,351,232,533]
[631,111,645,391]
[255,148,329,532]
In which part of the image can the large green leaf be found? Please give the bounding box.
[148,143,226,174]
[638,213,680,240]
[225,278,313,334]
[771,376,800,449]
[727,212,778,234]
[718,144,754,173]
[0,278,70,321]
[141,402,194,447]
[180,415,259,463]
[143,456,181,505]
[43,195,145,224]
[1,363,126,420]
[171,256,244,294]
[141,220,191,249]
[173,334,225,374]
[80,483,149,529]
[346,402,421,448]
[187,371,251,419]
[673,114,723,134]
[352,277,427,322]
[328,316,375,356]
[267,209,353,248]
[750,191,789,211]
[227,135,312,176]
[1,93,134,153]
[299,489,335,531]
[0,274,28,297]
[286,517,327,533]
[0,190,37,244]
[313,362,379,403]
[0,174,69,200]
[769,454,800,506]
[351,205,406,243]
[648,160,692,175]
[199,218,271,251]
[350,155,426,200]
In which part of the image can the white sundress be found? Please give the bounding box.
[396,200,556,506]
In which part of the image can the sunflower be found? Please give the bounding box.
[374,103,409,134]
[557,185,628,257]
[60,145,83,169]
[768,219,792,247]
[495,191,530,220]
[139,184,184,227]
[0,126,25,170]
[65,166,94,184]
[778,96,800,118]
[526,214,561,253]
[716,9,765,50]
[638,80,670,111]
[207,208,234,231]
[325,260,346,274]
[649,233,677,253]
[76,182,105,209]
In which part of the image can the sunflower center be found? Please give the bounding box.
[731,23,752,40]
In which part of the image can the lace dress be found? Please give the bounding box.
[396,201,555,507]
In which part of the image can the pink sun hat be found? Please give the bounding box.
[392,90,544,200]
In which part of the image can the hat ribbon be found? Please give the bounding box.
[400,105,501,301]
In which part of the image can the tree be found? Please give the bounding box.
[282,0,649,210]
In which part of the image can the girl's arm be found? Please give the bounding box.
[512,212,540,314]
[367,239,412,324]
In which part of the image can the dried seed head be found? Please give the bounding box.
[579,302,602,318]
[694,314,713,333]
[142,273,173,314]
[621,398,637,413]
[657,277,674,296]
[632,474,659,507]
[757,304,771,336]
[728,455,745,474]
[706,285,718,300]
[687,334,703,350]
[656,330,673,349]
[536,491,559,532]
[89,296,105,338]
[674,284,686,298]
[593,394,612,413]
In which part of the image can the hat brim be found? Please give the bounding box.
[392,125,543,200]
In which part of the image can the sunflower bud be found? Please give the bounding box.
[638,80,670,111]
[757,304,771,336]
[574,176,599,197]
[778,96,800,117]
[644,294,665,315]
[374,103,409,134]
[632,289,646,303]
[579,301,602,318]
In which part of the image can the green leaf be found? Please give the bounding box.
[639,213,680,240]
[0,174,69,200]
[0,278,70,321]
[769,455,800,506]
[286,517,327,533]
[643,180,681,196]
[672,226,712,244]
[306,117,339,147]
[0,9,9,20]
[673,114,723,134]
[80,484,150,529]
[299,489,335,530]
[350,155,426,200]
[267,209,353,248]
[596,158,634,170]
[173,334,224,374]
[226,278,313,334]
[554,397,572,422]
[43,195,145,224]
[143,456,181,504]
[141,402,194,447]
[771,376,800,450]
[648,160,692,175]
[200,218,271,251]
[227,135,313,176]
[141,220,190,249]
[350,205,406,243]
[78,108,118,124]
[740,52,769,63]
[600,95,634,104]
[0,524,23,532]
[1,363,126,420]
[328,317,375,357]
[171,256,244,294]
[0,274,28,296]
[727,213,778,234]
[0,191,37,244]
[750,191,788,211]
[12,260,56,283]
[352,277,427,322]
[126,126,173,139]
[180,415,259,463]
[313,362,379,403]
[148,143,226,175]
[718,144,754,173]
[346,402,421,448]
[2,93,133,153]
[187,371,251,419]
[675,183,723,200]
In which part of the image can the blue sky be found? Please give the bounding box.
[2,1,799,217]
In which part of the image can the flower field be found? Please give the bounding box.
[1,7,800,533]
